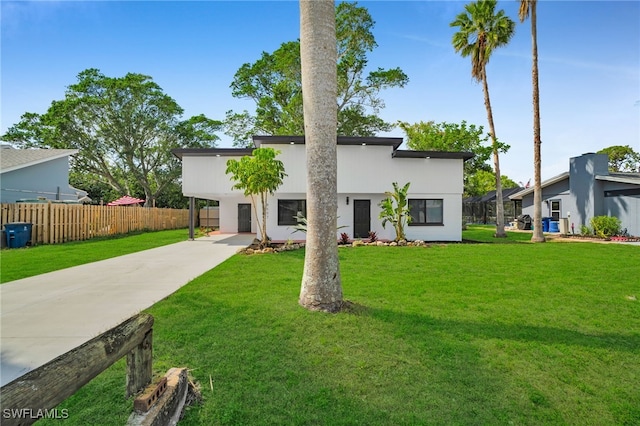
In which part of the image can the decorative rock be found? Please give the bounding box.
[352,240,365,247]
[390,241,398,246]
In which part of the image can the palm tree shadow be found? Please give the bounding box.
[348,304,639,353]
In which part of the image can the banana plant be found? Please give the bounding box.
[379,182,411,241]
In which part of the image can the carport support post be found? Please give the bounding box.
[188,197,195,240]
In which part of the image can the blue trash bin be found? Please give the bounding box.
[542,217,551,232]
[4,222,33,248]
[549,221,560,233]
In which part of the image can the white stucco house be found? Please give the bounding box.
[172,136,473,242]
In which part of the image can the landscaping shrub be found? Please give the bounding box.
[590,215,621,238]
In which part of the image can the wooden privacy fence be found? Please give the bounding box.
[0,314,154,426]
[1,203,190,245]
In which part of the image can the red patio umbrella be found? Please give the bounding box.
[107,195,145,206]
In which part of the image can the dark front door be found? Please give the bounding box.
[238,204,252,232]
[353,200,370,239]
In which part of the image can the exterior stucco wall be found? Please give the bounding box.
[0,157,77,203]
[181,155,246,198]
[179,142,466,241]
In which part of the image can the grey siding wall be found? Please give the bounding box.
[603,182,640,237]
[521,179,570,218]
[566,153,608,228]
[0,157,77,203]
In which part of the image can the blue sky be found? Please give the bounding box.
[2,1,639,184]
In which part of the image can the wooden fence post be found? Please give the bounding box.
[126,328,153,397]
[0,314,154,426]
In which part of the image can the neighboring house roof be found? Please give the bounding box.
[0,148,79,173]
[464,187,524,203]
[509,172,570,200]
[172,135,474,162]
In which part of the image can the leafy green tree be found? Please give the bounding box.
[379,182,411,241]
[597,145,640,172]
[466,169,519,197]
[398,120,512,196]
[1,69,222,207]
[69,171,119,205]
[451,0,515,238]
[519,0,545,243]
[225,148,286,248]
[226,1,408,147]
[298,0,343,313]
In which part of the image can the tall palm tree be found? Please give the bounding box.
[298,0,343,312]
[520,0,545,242]
[451,0,515,238]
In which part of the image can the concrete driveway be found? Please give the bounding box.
[0,233,254,387]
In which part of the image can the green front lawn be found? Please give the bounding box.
[39,228,639,425]
[0,229,190,283]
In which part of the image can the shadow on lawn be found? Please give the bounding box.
[349,303,640,353]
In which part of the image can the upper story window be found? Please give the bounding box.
[278,199,306,226]
[408,199,443,226]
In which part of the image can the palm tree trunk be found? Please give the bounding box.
[530,1,545,242]
[299,0,343,313]
[481,69,506,238]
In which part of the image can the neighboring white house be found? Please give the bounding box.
[173,136,473,242]
[0,147,89,203]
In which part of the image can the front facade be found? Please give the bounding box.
[0,147,88,203]
[174,136,472,242]
[510,153,640,236]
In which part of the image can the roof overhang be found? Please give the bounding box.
[172,148,253,160]
[595,173,640,185]
[252,135,403,150]
[509,172,570,200]
[392,150,474,161]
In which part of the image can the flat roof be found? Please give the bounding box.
[252,135,404,151]
[173,136,475,162]
[172,148,253,159]
[392,150,474,161]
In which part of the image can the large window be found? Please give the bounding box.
[409,199,443,225]
[278,200,306,226]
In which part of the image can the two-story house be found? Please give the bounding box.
[173,136,473,242]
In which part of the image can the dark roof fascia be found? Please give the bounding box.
[392,150,474,161]
[171,148,254,160]
[252,135,403,150]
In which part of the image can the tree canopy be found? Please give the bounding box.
[225,1,408,147]
[398,120,513,197]
[1,69,221,207]
[597,145,640,172]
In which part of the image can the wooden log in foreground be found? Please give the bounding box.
[0,313,154,426]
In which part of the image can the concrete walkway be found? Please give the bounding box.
[0,233,255,387]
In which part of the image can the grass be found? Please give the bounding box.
[33,226,640,425]
[0,228,191,283]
